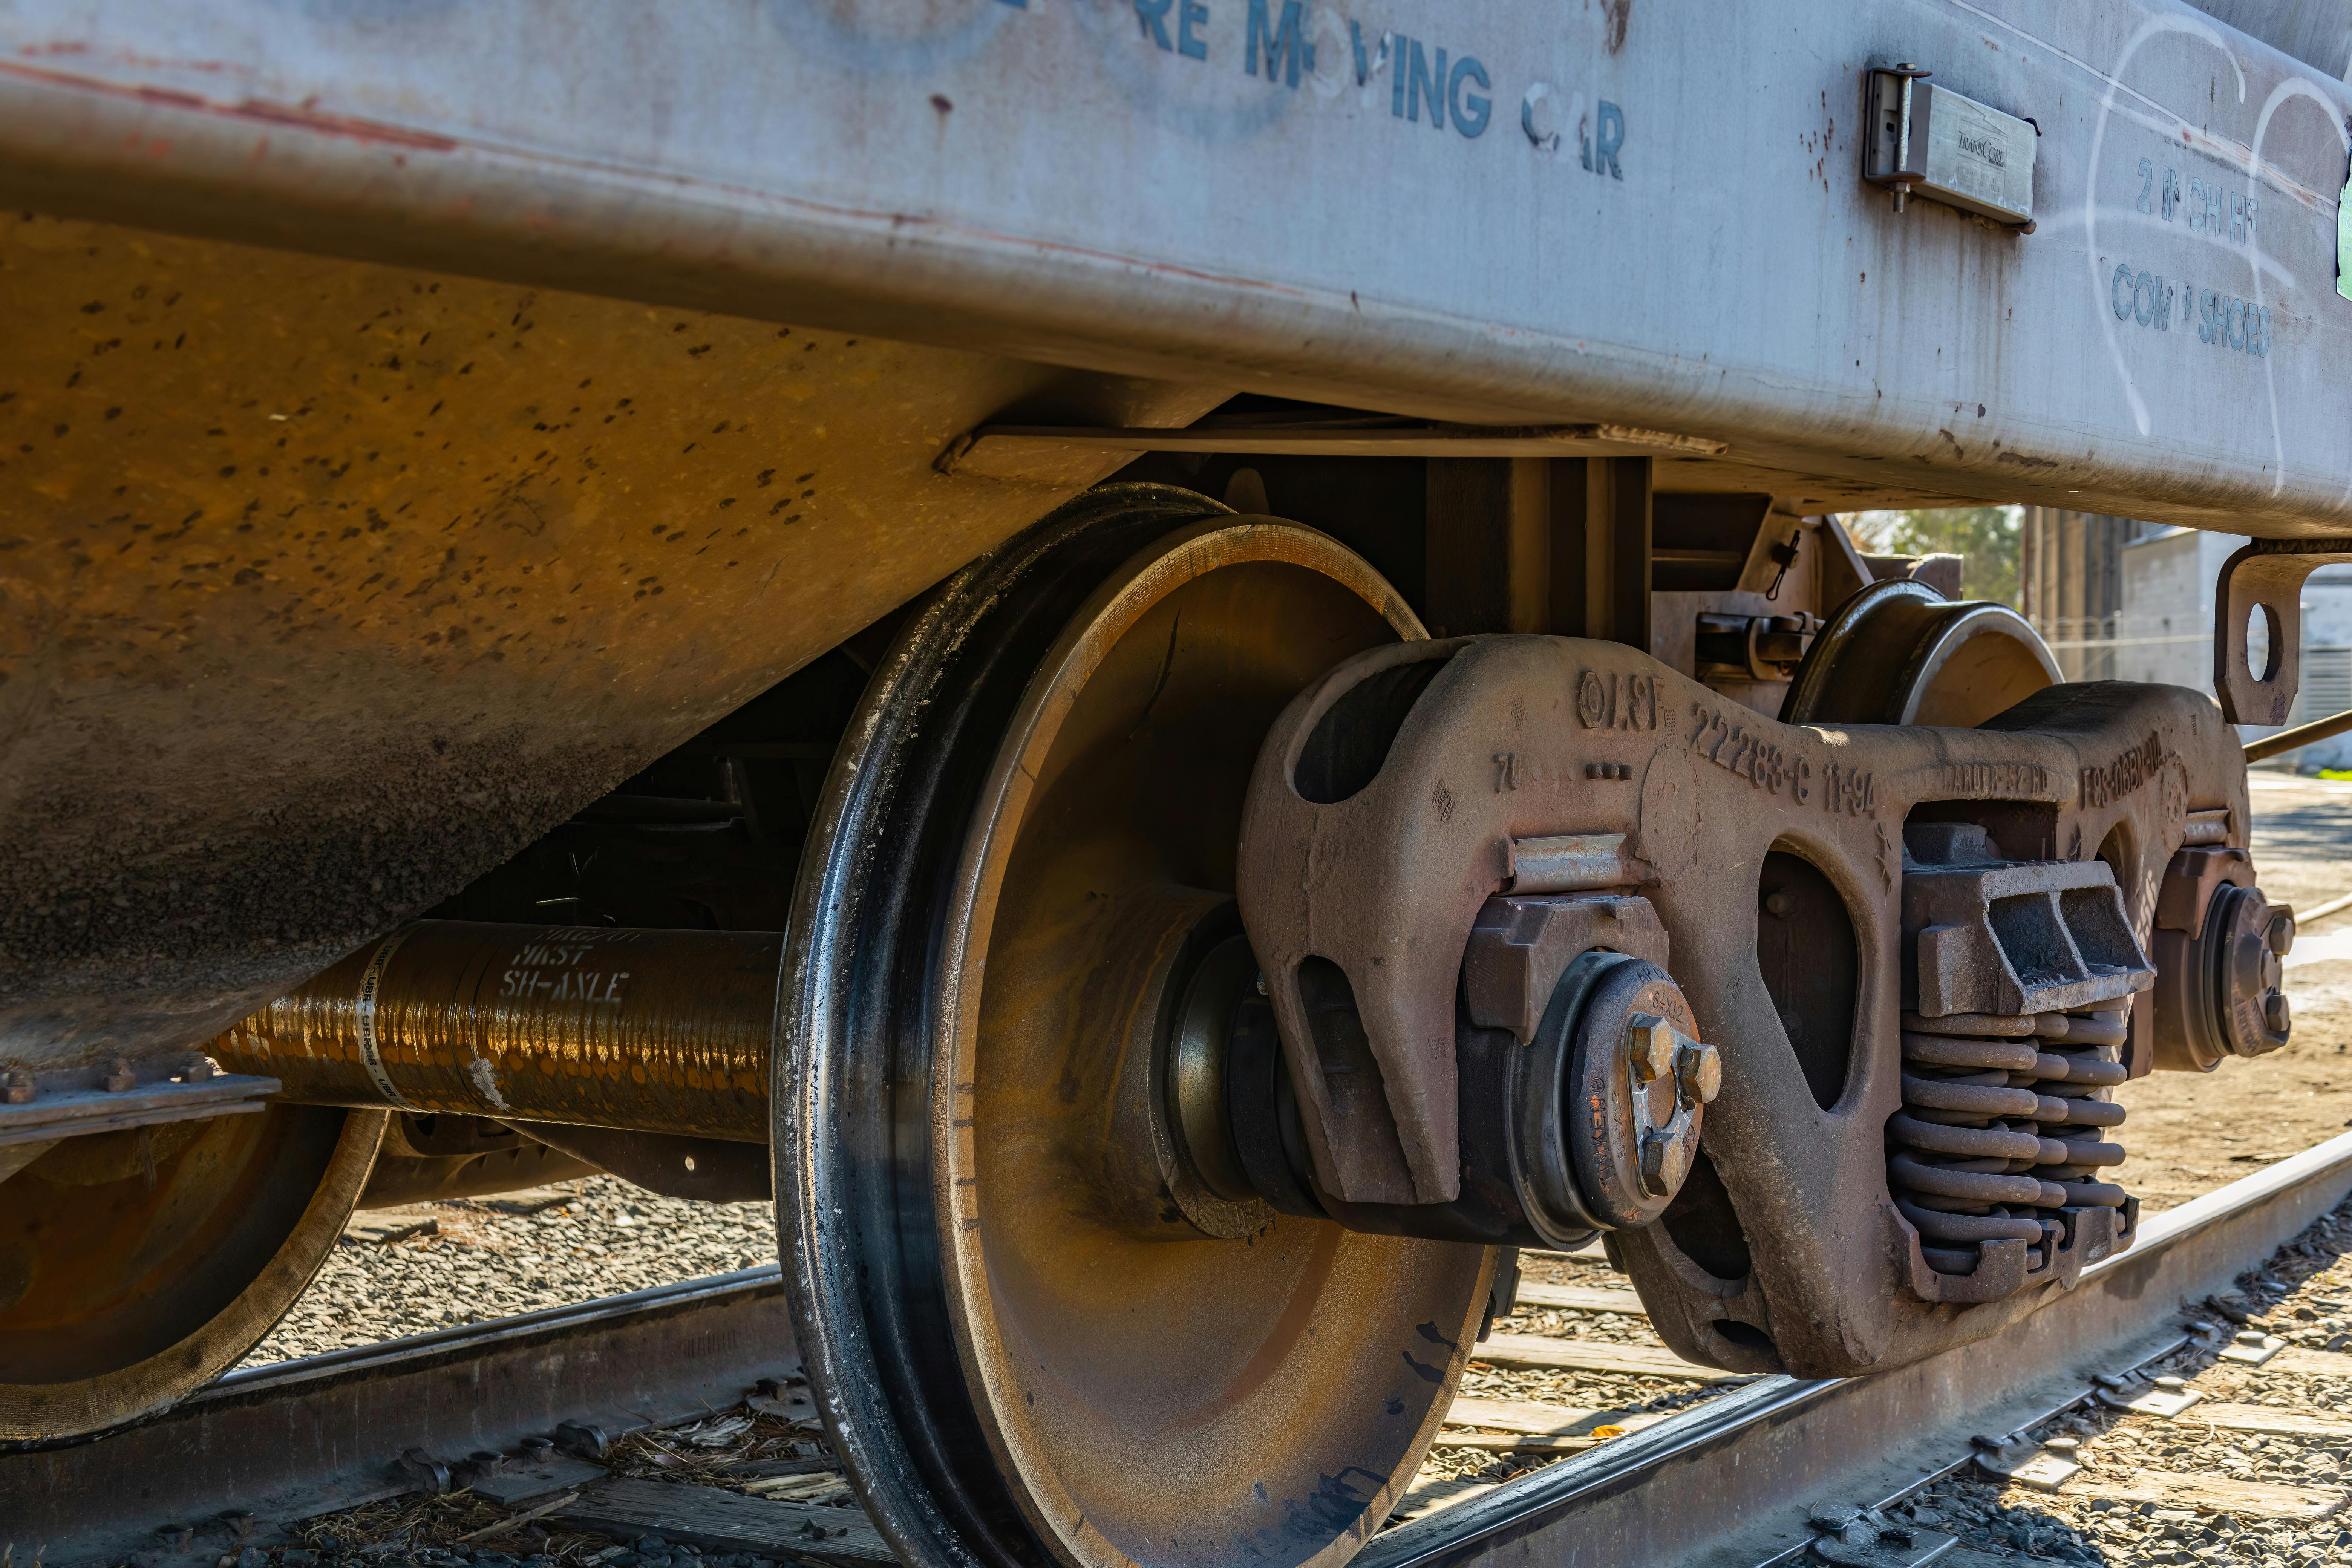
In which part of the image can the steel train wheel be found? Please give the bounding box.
[1785,577,2061,727]
[780,487,1494,1568]
[0,1105,385,1439]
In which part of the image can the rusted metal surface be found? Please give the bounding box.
[0,213,1222,1073]
[0,3,2341,535]
[0,1065,276,1148]
[1237,628,2251,1376]
[0,1265,794,1568]
[214,920,780,1141]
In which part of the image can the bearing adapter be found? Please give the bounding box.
[1518,952,1717,1238]
[2151,846,2294,1072]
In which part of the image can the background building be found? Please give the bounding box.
[2017,508,2352,771]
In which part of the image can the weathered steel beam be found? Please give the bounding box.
[0,2,2339,532]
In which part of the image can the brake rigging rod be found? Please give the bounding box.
[2244,706,2352,763]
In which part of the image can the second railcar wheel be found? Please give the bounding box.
[780,487,1493,1568]
[0,1106,385,1439]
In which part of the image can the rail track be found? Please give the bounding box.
[14,1130,2352,1568]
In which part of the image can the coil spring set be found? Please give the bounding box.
[1890,1006,2133,1280]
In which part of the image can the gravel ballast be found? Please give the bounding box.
[248,1176,776,1365]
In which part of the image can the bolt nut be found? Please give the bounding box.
[182,1054,216,1083]
[2266,990,2292,1037]
[1638,1127,1694,1196]
[104,1058,137,1092]
[0,1069,32,1105]
[1628,1014,1678,1083]
[1675,1039,1723,1105]
[2267,906,2296,956]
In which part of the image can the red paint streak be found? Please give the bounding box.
[0,57,458,151]
[226,94,456,150]
[0,51,1308,305]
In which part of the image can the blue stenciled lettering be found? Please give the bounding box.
[1594,100,1625,178]
[1404,39,1446,127]
[1246,0,1312,85]
[1179,0,1208,60]
[2107,263,2174,334]
[1447,55,1490,138]
[1134,0,1172,49]
[2196,289,2270,357]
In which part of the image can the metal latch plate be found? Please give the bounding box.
[1864,68,2036,228]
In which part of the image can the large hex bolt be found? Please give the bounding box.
[1629,1013,1715,1195]
[1639,1126,1696,1196]
[1675,1038,1724,1107]
[1628,1014,1680,1084]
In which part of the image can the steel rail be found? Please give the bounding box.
[3,1267,795,1568]
[11,1135,2352,1568]
[1364,1131,2352,1568]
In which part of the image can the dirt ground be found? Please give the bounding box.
[2113,773,2352,1214]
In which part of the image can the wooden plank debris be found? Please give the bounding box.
[341,1213,439,1245]
[553,1476,896,1565]
[1508,1282,1649,1316]
[1435,1415,1672,1452]
[1444,1395,1601,1434]
[1518,1243,1608,1262]
[2070,1467,2345,1521]
[1472,1331,1747,1383]
[743,1472,856,1505]
[2173,1403,2352,1439]
[2261,1346,2352,1379]
[1434,1432,1605,1453]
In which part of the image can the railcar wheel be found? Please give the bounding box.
[1786,577,2060,727]
[780,487,1494,1568]
[0,1106,385,1439]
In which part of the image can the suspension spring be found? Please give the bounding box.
[1889,1006,2131,1277]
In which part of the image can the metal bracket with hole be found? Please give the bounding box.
[2213,539,2352,724]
